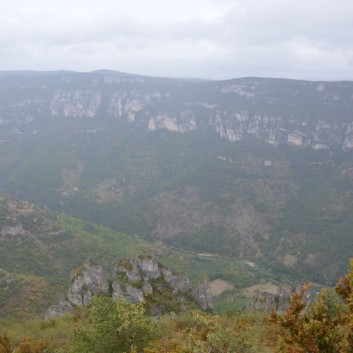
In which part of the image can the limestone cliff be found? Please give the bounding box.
[67,258,109,306]
[2,72,353,152]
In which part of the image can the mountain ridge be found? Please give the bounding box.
[1,71,353,286]
[2,69,353,82]
[1,71,353,150]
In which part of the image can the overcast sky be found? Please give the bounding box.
[1,0,353,80]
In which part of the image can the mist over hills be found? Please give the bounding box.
[1,70,353,286]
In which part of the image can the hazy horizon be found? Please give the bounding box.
[1,0,353,81]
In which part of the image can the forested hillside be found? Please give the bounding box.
[1,71,353,284]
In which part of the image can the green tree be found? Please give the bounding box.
[71,297,155,353]
[271,262,353,353]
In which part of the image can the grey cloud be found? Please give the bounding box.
[0,0,353,80]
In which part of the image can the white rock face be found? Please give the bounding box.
[157,114,178,132]
[137,257,161,279]
[124,284,144,303]
[310,120,343,150]
[143,280,153,294]
[161,268,192,294]
[50,90,102,118]
[6,75,346,153]
[212,112,243,142]
[112,281,125,299]
[43,81,353,151]
[179,110,197,132]
[125,99,143,112]
[66,259,109,306]
[147,117,156,131]
[287,131,304,146]
[148,111,197,133]
[343,123,353,150]
[127,112,135,122]
[212,111,285,145]
[108,92,126,118]
[192,281,213,310]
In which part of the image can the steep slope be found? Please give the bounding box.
[1,72,353,150]
[0,193,146,317]
[0,194,279,317]
[1,71,353,284]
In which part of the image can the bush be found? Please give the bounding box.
[71,297,155,353]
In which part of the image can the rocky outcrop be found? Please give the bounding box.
[192,280,213,310]
[46,255,213,318]
[246,284,292,312]
[246,283,320,312]
[112,256,210,309]
[67,258,109,306]
[161,268,192,293]
[45,259,109,318]
[50,90,102,118]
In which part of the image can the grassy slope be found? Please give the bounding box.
[0,194,289,318]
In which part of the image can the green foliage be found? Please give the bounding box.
[271,286,343,353]
[72,297,155,353]
[271,262,353,353]
[146,311,271,353]
[0,192,294,318]
[0,314,82,352]
[0,299,275,353]
[0,274,54,319]
[0,195,149,318]
[0,332,48,353]
[166,225,240,257]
